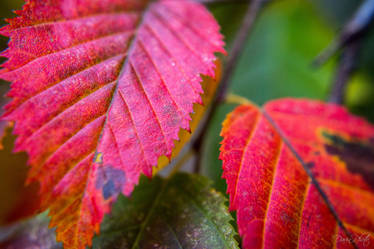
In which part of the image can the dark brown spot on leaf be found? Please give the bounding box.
[322,130,374,189]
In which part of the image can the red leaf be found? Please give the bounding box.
[0,0,225,248]
[220,99,374,249]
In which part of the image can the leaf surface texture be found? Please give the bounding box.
[220,99,374,249]
[0,0,224,248]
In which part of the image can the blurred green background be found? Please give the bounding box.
[0,0,373,213]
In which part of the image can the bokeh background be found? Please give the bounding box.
[0,0,373,238]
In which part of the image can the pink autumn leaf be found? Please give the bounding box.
[0,0,225,248]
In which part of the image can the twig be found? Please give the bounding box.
[169,150,194,176]
[192,0,268,173]
[313,0,374,67]
[193,144,203,174]
[329,40,361,104]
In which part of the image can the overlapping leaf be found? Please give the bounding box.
[0,0,225,248]
[93,173,238,249]
[220,99,374,249]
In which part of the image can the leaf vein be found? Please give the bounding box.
[129,60,170,153]
[150,8,208,71]
[260,142,283,249]
[7,30,134,74]
[143,22,198,95]
[117,89,149,167]
[11,11,141,31]
[24,81,116,148]
[137,37,185,118]
[232,111,261,205]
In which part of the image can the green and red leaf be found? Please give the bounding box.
[0,0,225,248]
[220,99,374,249]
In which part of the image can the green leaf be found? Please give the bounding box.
[92,173,238,249]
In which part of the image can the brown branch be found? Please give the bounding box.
[313,0,374,105]
[313,0,374,67]
[192,0,268,173]
[329,40,361,104]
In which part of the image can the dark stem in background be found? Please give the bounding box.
[329,40,361,104]
[192,0,268,173]
[313,0,374,67]
[313,0,374,103]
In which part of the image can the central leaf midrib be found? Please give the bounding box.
[92,0,155,163]
[71,2,156,245]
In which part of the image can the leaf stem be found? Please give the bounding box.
[329,40,361,104]
[225,93,253,105]
[169,149,194,177]
[314,0,374,105]
[313,0,374,67]
[192,0,268,173]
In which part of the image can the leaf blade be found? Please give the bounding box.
[0,0,225,248]
[220,98,374,249]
